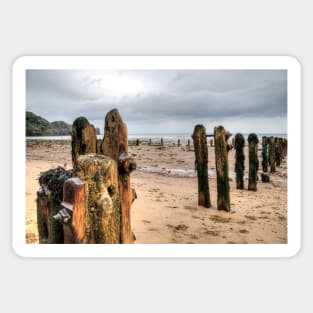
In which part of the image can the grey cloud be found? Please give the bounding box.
[26,69,287,133]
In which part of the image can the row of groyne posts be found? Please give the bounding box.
[130,138,183,148]
[36,108,287,244]
[37,109,137,244]
[192,124,287,211]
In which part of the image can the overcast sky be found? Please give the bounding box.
[26,69,287,134]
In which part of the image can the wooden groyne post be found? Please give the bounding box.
[101,109,136,243]
[37,167,72,243]
[187,139,190,150]
[248,133,259,191]
[177,139,180,147]
[262,136,269,172]
[282,138,287,158]
[234,133,245,189]
[275,137,281,167]
[72,117,97,169]
[53,177,86,244]
[161,138,163,146]
[75,154,121,243]
[192,125,211,208]
[269,136,276,173]
[96,139,102,154]
[214,126,230,211]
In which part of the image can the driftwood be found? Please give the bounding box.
[234,133,245,189]
[192,125,211,208]
[214,126,230,211]
[71,117,97,169]
[101,109,136,243]
[248,133,259,191]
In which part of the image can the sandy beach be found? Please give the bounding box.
[26,139,287,244]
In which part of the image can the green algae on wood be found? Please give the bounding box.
[71,117,97,170]
[269,136,276,173]
[37,167,72,243]
[248,133,259,191]
[101,109,136,243]
[192,125,211,208]
[234,133,245,190]
[262,136,269,172]
[214,126,230,211]
[75,154,121,244]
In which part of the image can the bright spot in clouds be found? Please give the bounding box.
[91,73,146,97]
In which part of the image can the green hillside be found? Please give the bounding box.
[26,111,72,136]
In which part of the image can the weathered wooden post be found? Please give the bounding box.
[136,138,139,146]
[248,133,259,191]
[275,137,281,167]
[74,154,121,243]
[187,139,190,150]
[269,136,276,173]
[214,126,230,211]
[149,138,152,146]
[262,136,269,172]
[234,133,245,189]
[161,138,163,146]
[279,138,284,162]
[101,109,136,244]
[53,177,86,244]
[178,139,180,147]
[37,167,72,243]
[282,138,288,158]
[96,139,102,154]
[71,117,97,169]
[192,125,211,208]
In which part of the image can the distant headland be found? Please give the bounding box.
[26,111,100,136]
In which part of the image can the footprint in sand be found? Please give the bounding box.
[141,220,151,224]
[237,220,246,225]
[191,215,201,220]
[239,229,249,234]
[184,205,198,212]
[189,234,199,240]
[209,215,231,223]
[203,230,220,236]
[244,215,257,221]
[166,224,188,232]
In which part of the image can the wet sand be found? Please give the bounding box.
[26,139,287,244]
